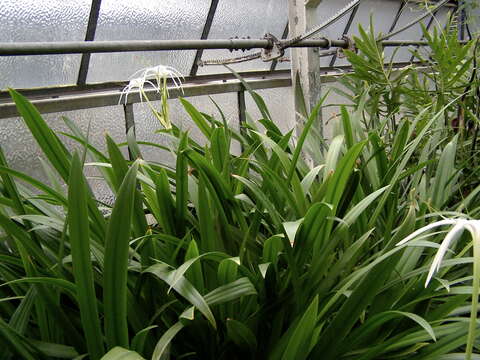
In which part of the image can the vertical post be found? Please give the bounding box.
[237,90,246,153]
[123,103,135,160]
[288,0,323,138]
[77,0,102,85]
[459,1,466,41]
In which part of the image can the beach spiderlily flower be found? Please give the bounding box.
[142,65,184,95]
[119,64,184,130]
[119,76,159,104]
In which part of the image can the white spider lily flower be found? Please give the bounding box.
[144,65,184,94]
[119,64,184,130]
[129,64,184,95]
[119,76,159,104]
[397,218,480,287]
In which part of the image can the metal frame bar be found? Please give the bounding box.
[190,0,220,77]
[388,0,407,34]
[0,70,291,118]
[123,103,135,160]
[77,0,102,85]
[0,62,426,120]
[466,23,473,40]
[329,3,360,67]
[459,1,466,41]
[0,38,456,56]
[237,90,246,152]
[270,21,290,72]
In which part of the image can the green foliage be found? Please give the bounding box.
[1,24,480,360]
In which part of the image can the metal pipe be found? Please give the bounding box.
[0,37,466,56]
[0,39,273,55]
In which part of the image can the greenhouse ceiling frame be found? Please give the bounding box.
[0,0,467,139]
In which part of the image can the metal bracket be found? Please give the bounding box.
[337,35,355,58]
[261,33,285,62]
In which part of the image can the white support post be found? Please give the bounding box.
[288,0,323,137]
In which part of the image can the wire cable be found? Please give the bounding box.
[378,0,450,41]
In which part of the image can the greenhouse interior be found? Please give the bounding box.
[2,0,480,359]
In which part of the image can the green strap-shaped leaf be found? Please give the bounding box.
[180,98,212,138]
[144,262,216,329]
[68,153,105,359]
[103,161,139,349]
[280,296,319,360]
[226,319,257,352]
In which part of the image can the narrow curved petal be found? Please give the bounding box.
[396,219,458,246]
[425,221,465,287]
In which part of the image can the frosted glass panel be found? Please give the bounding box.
[87,0,210,82]
[0,0,90,89]
[0,106,125,202]
[134,93,239,163]
[198,0,288,75]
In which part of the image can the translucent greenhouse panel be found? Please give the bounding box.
[87,0,211,83]
[0,106,126,202]
[198,0,288,75]
[244,87,295,134]
[0,0,91,89]
[134,93,239,164]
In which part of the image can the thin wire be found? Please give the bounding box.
[378,0,450,41]
[199,52,261,66]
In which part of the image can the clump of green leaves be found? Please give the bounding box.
[1,24,480,360]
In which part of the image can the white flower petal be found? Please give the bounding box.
[425,221,465,287]
[396,219,458,246]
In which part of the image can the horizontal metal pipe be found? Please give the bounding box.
[0,37,465,56]
[382,40,468,46]
[0,39,273,55]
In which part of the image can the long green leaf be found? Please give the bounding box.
[103,161,139,349]
[68,153,104,359]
